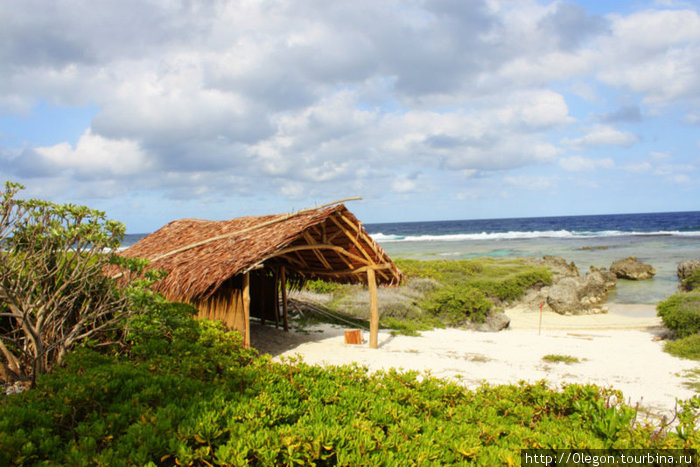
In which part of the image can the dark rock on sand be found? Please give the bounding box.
[678,260,700,280]
[472,311,511,332]
[610,257,657,280]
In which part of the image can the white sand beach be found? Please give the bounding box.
[252,304,698,419]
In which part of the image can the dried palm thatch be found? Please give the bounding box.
[119,203,403,304]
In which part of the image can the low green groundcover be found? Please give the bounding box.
[1,302,698,466]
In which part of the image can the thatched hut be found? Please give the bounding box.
[120,201,403,348]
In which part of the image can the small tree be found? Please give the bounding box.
[0,182,134,384]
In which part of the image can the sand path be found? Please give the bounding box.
[251,304,698,418]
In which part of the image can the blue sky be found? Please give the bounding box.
[1,0,698,233]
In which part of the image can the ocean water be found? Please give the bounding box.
[365,211,700,305]
[124,211,700,305]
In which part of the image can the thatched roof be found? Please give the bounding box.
[120,203,403,302]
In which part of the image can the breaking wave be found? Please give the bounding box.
[369,230,700,243]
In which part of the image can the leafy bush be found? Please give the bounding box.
[657,291,700,338]
[681,269,700,292]
[303,279,346,295]
[1,301,697,466]
[305,258,553,333]
[380,315,444,336]
[0,182,144,382]
[423,284,493,324]
[664,334,700,361]
[543,354,580,364]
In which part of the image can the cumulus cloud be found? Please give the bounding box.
[559,156,615,172]
[562,125,638,148]
[596,9,700,105]
[0,0,698,218]
[9,130,150,180]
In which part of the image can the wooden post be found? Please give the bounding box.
[368,268,379,349]
[243,272,251,349]
[273,268,280,328]
[281,266,289,332]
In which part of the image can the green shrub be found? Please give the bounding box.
[665,334,700,361]
[310,258,553,333]
[303,279,346,295]
[543,354,580,364]
[380,315,444,336]
[681,270,700,292]
[0,301,698,465]
[657,291,700,338]
[395,258,552,303]
[423,284,493,325]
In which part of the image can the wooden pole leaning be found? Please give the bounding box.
[368,268,379,349]
[243,272,251,349]
[281,266,289,332]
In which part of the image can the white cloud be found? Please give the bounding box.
[650,151,671,161]
[559,156,615,172]
[0,0,698,217]
[596,9,700,105]
[562,125,638,148]
[504,175,558,190]
[391,175,419,194]
[622,162,652,172]
[670,174,691,184]
[33,129,151,177]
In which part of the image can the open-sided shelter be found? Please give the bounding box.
[120,201,403,348]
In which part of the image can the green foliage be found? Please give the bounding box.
[657,291,700,338]
[303,279,347,295]
[394,258,484,282]
[543,354,580,364]
[0,181,143,381]
[681,269,700,292]
[391,258,552,327]
[395,257,552,303]
[297,258,552,334]
[423,284,493,324]
[1,302,697,466]
[665,334,700,361]
[380,315,444,336]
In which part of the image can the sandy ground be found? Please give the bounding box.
[251,303,699,418]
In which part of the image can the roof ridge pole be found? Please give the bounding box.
[367,268,379,349]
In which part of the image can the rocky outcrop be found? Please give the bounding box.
[678,260,700,281]
[545,267,614,315]
[610,257,657,280]
[471,311,511,332]
[541,255,579,279]
[520,257,616,315]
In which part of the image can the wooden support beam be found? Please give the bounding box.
[263,243,369,266]
[303,231,334,270]
[273,268,280,328]
[326,228,343,243]
[329,215,374,263]
[242,272,251,349]
[368,268,379,349]
[296,263,393,277]
[338,214,393,282]
[277,254,306,269]
[281,266,289,332]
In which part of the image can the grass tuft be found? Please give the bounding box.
[542,354,580,364]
